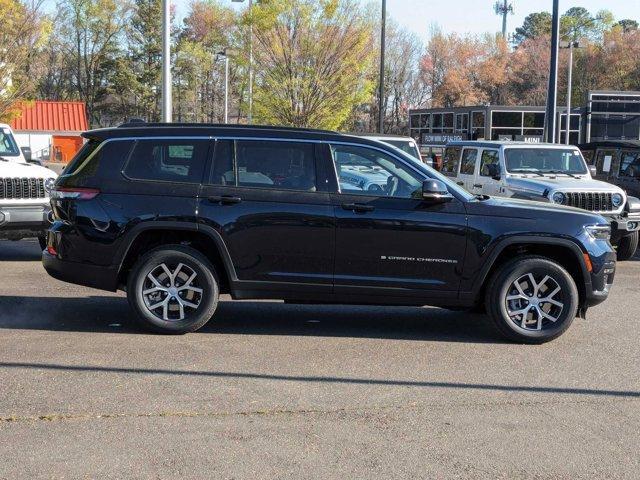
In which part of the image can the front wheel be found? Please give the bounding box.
[127,245,219,334]
[485,256,579,344]
[615,230,638,261]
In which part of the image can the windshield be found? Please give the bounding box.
[0,128,20,157]
[505,148,587,175]
[383,139,421,160]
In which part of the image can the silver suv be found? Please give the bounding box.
[442,141,640,260]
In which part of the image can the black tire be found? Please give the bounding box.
[485,256,579,344]
[38,235,47,251]
[126,245,219,334]
[615,231,639,261]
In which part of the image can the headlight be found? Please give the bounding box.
[585,224,611,241]
[551,192,566,204]
[44,178,56,193]
[612,193,624,208]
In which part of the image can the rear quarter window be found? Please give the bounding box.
[62,139,135,188]
[124,139,209,184]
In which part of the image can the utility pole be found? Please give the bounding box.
[494,0,514,38]
[232,0,253,123]
[544,0,560,143]
[378,0,386,134]
[161,0,172,123]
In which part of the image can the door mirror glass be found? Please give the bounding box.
[589,165,597,177]
[422,179,453,203]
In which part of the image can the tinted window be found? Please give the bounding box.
[64,140,134,187]
[460,149,478,175]
[442,147,461,174]
[479,150,499,177]
[236,141,316,191]
[125,139,208,183]
[209,140,235,185]
[331,144,423,199]
[63,139,102,175]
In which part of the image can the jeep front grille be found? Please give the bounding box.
[0,178,46,200]
[563,192,614,212]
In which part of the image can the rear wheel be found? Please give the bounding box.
[485,256,578,344]
[615,231,638,261]
[127,245,219,334]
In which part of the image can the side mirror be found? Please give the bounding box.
[422,179,454,203]
[589,165,597,177]
[483,163,501,180]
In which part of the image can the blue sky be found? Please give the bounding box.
[170,0,640,42]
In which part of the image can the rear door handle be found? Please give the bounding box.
[456,181,464,186]
[208,195,242,205]
[342,203,375,213]
[473,184,483,188]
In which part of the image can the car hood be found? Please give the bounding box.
[469,195,606,222]
[506,175,623,194]
[0,160,58,178]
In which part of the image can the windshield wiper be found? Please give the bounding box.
[510,169,544,177]
[544,170,580,178]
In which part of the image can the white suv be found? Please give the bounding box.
[0,124,58,249]
[442,141,640,260]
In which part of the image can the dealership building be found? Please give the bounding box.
[408,90,640,162]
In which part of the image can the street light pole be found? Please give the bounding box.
[232,0,253,123]
[224,54,229,124]
[161,0,172,123]
[248,0,253,124]
[378,0,386,134]
[543,0,560,143]
[565,41,574,145]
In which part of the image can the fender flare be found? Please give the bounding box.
[470,235,591,298]
[114,221,238,282]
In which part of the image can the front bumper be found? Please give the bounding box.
[584,253,616,308]
[0,204,53,240]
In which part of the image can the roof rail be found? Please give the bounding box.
[116,121,338,134]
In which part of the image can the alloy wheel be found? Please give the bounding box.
[140,263,203,321]
[505,273,564,331]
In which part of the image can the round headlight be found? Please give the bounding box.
[551,192,566,204]
[612,193,624,208]
[44,178,55,192]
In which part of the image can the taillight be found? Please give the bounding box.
[51,187,100,200]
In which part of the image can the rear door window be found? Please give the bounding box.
[235,140,317,191]
[124,139,209,183]
[442,147,461,175]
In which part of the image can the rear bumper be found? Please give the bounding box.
[42,250,119,291]
[0,205,53,239]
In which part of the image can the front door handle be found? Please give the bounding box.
[456,181,464,186]
[208,195,242,205]
[342,203,375,213]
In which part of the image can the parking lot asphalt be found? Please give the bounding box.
[0,240,639,479]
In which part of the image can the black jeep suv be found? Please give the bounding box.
[43,124,616,343]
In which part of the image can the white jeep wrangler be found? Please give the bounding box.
[0,124,58,249]
[442,141,640,260]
